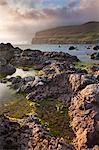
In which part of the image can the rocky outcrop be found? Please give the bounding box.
[90,52,99,60]
[11,50,79,69]
[0,43,99,149]
[0,58,16,76]
[70,83,99,150]
[0,115,75,150]
[0,43,15,61]
[93,45,99,50]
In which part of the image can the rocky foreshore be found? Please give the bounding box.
[0,43,99,150]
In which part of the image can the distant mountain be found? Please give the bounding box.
[32,22,99,44]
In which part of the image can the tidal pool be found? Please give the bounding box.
[7,68,35,78]
[0,68,36,117]
[0,82,33,118]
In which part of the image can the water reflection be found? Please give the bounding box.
[0,68,35,102]
[0,83,15,102]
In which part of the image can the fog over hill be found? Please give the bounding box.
[32,22,99,44]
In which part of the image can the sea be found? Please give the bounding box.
[14,44,99,63]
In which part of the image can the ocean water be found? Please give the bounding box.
[15,44,99,63]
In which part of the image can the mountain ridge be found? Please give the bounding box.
[32,22,99,44]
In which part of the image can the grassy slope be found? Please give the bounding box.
[32,22,99,44]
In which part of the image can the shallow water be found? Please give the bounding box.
[7,68,35,78]
[0,83,15,102]
[0,68,35,102]
[15,44,99,63]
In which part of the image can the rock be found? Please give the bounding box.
[90,66,99,72]
[0,58,16,76]
[0,58,7,66]
[87,46,91,49]
[93,45,99,50]
[91,52,99,60]
[69,46,76,50]
[22,76,35,83]
[69,74,96,92]
[0,43,15,61]
[70,83,99,149]
[0,114,75,150]
[80,84,99,104]
[0,78,8,83]
[11,76,22,84]
[32,76,41,87]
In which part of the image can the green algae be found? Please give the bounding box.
[0,82,75,143]
[74,61,95,71]
[32,98,75,143]
[0,97,34,119]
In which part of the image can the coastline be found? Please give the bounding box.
[0,43,99,149]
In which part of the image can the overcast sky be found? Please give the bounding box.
[0,0,99,44]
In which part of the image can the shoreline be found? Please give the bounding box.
[0,43,99,150]
[31,40,99,45]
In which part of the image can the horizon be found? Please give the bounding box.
[0,0,99,44]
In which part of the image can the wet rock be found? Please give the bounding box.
[0,58,16,76]
[69,46,76,50]
[11,76,22,84]
[93,45,99,50]
[22,76,35,83]
[91,52,99,60]
[0,43,15,61]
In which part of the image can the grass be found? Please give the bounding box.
[33,31,99,44]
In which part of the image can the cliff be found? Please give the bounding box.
[32,22,99,44]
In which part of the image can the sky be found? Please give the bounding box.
[0,0,99,44]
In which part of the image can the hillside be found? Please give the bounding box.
[32,22,99,44]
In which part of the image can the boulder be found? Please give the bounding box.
[0,43,15,61]
[0,58,16,76]
[90,52,99,60]
[93,45,99,50]
[69,46,76,50]
[70,84,99,149]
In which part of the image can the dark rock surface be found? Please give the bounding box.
[93,45,99,50]
[91,52,99,60]
[0,58,16,76]
[69,46,76,50]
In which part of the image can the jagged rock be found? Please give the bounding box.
[70,84,99,149]
[69,74,96,92]
[0,115,75,150]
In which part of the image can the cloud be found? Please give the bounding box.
[0,0,7,6]
[0,0,99,43]
[68,0,79,8]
